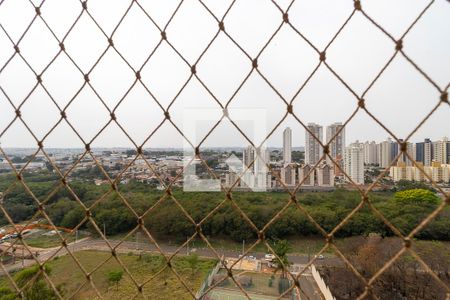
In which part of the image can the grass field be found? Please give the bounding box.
[0,251,217,299]
[23,231,89,248]
[107,233,331,256]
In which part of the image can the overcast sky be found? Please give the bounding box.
[0,0,449,149]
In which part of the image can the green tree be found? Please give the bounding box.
[60,206,84,228]
[14,265,62,300]
[271,239,291,279]
[107,270,123,291]
[47,198,78,225]
[0,287,16,300]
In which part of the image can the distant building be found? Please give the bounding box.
[344,142,365,185]
[379,138,396,168]
[241,145,269,190]
[416,138,433,166]
[432,137,450,164]
[297,162,334,187]
[363,141,379,165]
[298,165,315,186]
[316,164,334,187]
[305,123,323,165]
[397,140,415,166]
[283,127,292,166]
[326,122,345,174]
[254,147,269,174]
[280,163,296,186]
[326,122,345,161]
[225,171,240,188]
[243,145,255,171]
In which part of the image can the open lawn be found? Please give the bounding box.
[107,233,331,256]
[0,251,217,300]
[23,231,89,248]
[103,234,450,260]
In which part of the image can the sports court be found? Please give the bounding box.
[206,288,279,300]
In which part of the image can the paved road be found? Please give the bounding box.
[2,238,328,299]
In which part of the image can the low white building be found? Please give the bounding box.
[390,162,450,183]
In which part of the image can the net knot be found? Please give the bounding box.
[358,98,365,108]
[287,104,293,114]
[252,58,258,68]
[319,51,326,62]
[441,92,448,103]
[403,237,412,248]
[258,231,265,241]
[395,39,403,51]
[400,142,407,152]
[326,234,334,244]
[290,195,297,204]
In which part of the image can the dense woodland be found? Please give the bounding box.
[320,236,450,300]
[0,171,448,242]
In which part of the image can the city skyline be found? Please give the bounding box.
[0,1,448,148]
[1,132,449,150]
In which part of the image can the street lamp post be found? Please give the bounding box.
[136,232,139,250]
[73,229,78,252]
[186,236,189,255]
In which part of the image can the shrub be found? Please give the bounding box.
[278,278,290,294]
[394,189,440,205]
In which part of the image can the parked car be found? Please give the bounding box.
[1,234,11,241]
[314,254,324,260]
[264,254,275,261]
